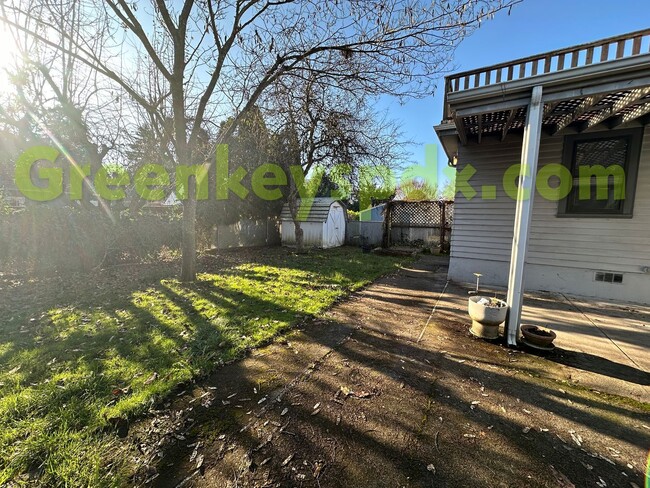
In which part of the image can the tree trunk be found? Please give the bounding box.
[293,218,304,250]
[287,186,304,251]
[180,195,197,281]
[170,25,194,281]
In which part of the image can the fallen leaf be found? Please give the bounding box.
[569,431,582,447]
[549,465,575,488]
[143,372,159,385]
[357,391,374,398]
[189,445,200,462]
[281,454,294,466]
[598,454,615,465]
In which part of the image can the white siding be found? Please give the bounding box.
[281,221,323,247]
[448,127,650,304]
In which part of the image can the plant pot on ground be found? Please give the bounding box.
[520,325,556,348]
[467,296,508,340]
[359,236,373,253]
[361,244,373,253]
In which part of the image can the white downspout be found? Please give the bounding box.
[505,85,544,346]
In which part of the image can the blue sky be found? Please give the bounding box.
[383,0,650,187]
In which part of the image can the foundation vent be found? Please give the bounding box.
[594,272,623,284]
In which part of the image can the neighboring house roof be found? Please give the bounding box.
[280,198,342,223]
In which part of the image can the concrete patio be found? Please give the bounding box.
[423,256,650,403]
[521,293,649,402]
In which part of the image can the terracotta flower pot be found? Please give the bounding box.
[468,296,508,340]
[520,325,556,348]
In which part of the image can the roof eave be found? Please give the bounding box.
[433,122,459,160]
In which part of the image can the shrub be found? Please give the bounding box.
[0,206,181,275]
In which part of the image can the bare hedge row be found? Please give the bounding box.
[0,206,182,274]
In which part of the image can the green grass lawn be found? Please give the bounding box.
[0,247,407,486]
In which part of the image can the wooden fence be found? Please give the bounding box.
[345,221,384,247]
[214,217,281,250]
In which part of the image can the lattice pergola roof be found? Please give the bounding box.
[435,29,650,154]
[454,90,650,142]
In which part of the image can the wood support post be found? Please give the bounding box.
[505,86,544,346]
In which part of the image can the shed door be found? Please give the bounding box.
[328,204,344,247]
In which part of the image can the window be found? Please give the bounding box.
[558,128,643,217]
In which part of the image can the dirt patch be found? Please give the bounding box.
[122,256,649,487]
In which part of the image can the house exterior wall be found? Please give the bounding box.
[448,127,650,304]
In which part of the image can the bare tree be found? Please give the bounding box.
[266,64,409,249]
[1,0,518,280]
[1,0,125,211]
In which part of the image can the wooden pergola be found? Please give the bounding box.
[435,29,650,346]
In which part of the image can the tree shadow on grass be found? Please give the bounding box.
[0,248,405,484]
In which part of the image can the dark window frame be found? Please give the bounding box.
[557,128,643,218]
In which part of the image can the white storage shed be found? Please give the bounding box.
[280,198,346,248]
